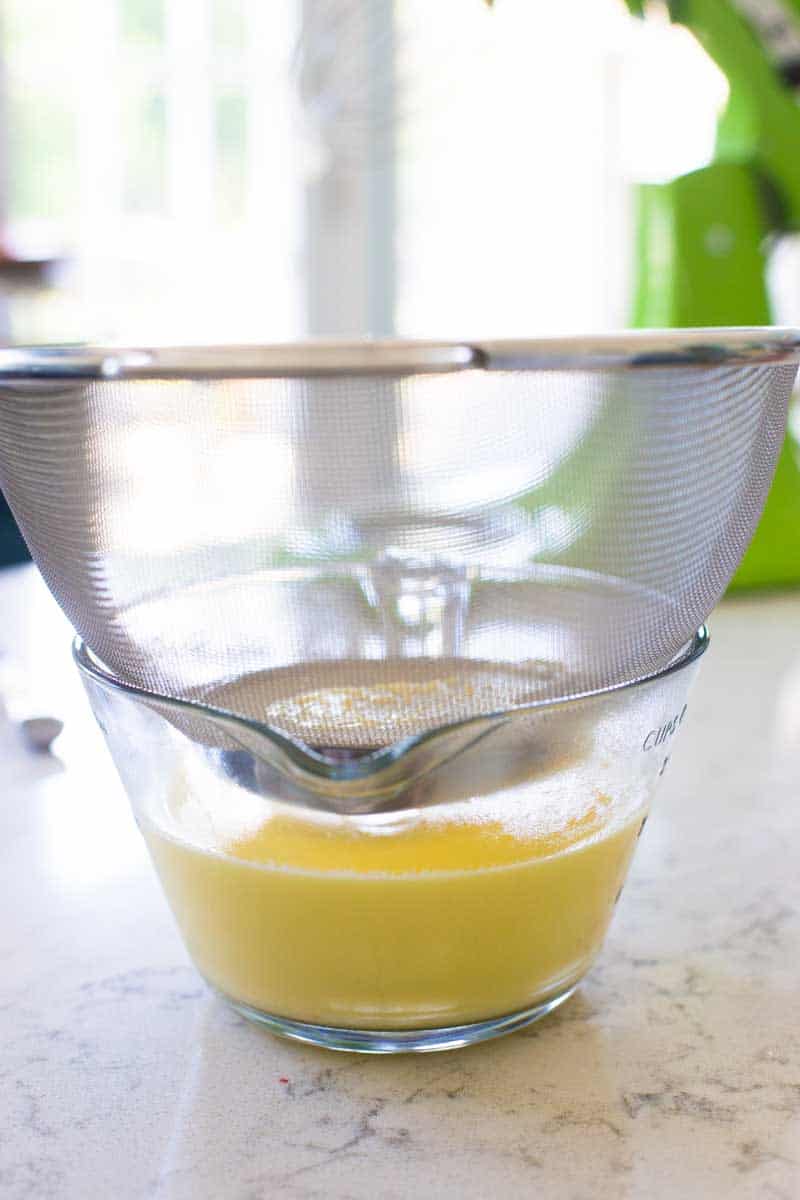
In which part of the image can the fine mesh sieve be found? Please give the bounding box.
[0,330,797,760]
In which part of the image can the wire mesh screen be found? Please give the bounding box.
[0,353,793,747]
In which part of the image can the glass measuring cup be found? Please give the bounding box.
[76,620,706,1053]
[3,330,788,1051]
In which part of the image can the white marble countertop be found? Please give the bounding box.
[1,564,799,1200]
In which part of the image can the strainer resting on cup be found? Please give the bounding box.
[1,329,797,1050]
[0,330,796,801]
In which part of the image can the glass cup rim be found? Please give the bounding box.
[73,626,709,760]
[73,628,708,810]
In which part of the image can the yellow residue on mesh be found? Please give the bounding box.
[264,676,485,741]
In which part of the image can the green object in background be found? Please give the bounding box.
[633,165,770,329]
[629,0,800,588]
[633,162,800,587]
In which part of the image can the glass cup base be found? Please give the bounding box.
[225,984,579,1054]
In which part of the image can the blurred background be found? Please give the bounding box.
[0,0,738,345]
[2,0,800,569]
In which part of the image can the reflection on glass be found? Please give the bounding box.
[215,91,247,225]
[8,94,76,223]
[121,0,165,46]
[212,0,246,52]
[123,92,167,214]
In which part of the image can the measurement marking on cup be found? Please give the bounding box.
[642,705,688,752]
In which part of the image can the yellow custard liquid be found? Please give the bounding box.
[143,791,642,1030]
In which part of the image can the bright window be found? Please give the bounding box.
[2,1,726,343]
[4,0,304,342]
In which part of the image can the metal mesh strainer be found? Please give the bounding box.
[0,330,796,754]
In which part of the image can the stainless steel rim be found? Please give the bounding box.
[2,329,800,380]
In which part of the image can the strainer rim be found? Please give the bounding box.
[1,328,799,380]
